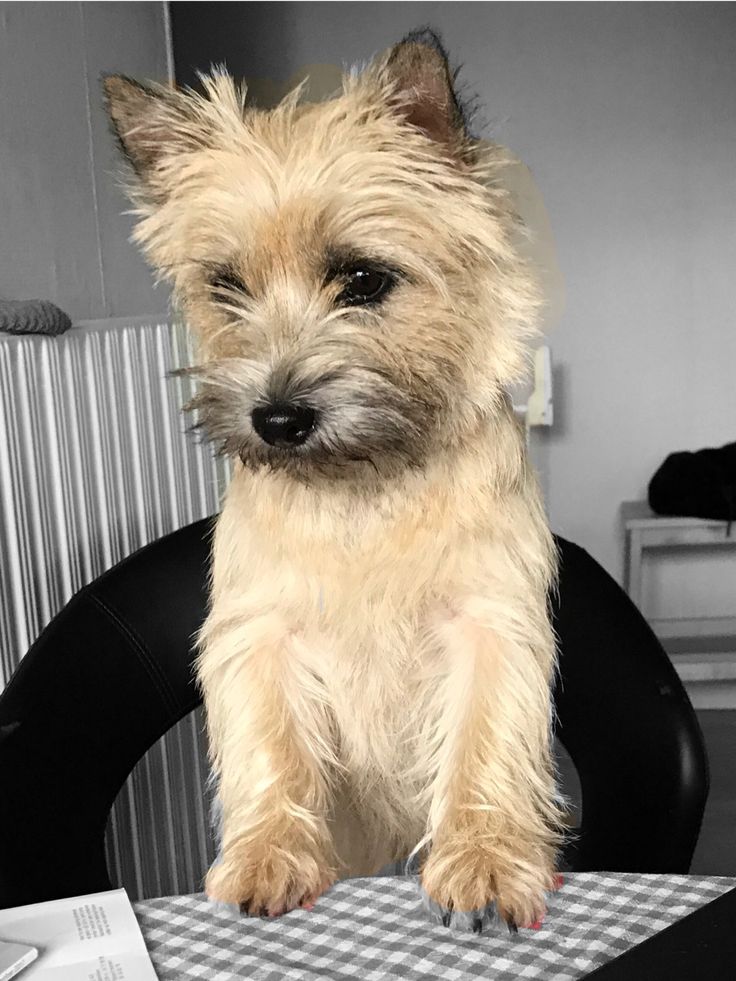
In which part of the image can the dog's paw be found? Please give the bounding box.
[420,848,557,934]
[422,889,521,935]
[205,850,334,918]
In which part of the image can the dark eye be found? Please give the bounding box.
[208,267,249,300]
[337,265,394,307]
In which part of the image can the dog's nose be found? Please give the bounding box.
[251,402,316,447]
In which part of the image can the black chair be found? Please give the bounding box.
[0,520,709,908]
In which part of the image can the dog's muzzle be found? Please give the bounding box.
[251,401,317,448]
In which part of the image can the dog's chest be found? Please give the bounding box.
[303,588,446,779]
[225,473,479,773]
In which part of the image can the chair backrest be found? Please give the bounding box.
[550,538,709,873]
[0,522,709,907]
[0,518,214,907]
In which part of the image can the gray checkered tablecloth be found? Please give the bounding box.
[134,872,735,980]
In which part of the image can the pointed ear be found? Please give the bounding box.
[381,29,468,151]
[102,74,206,179]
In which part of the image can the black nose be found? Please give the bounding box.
[251,402,317,447]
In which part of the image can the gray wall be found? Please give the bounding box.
[0,1,172,322]
[171,2,736,608]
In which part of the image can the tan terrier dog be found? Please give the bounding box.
[104,29,564,933]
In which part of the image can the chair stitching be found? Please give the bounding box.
[88,592,181,718]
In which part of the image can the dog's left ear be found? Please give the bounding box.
[381,29,468,152]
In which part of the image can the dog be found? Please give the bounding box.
[103,28,564,934]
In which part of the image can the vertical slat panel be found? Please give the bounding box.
[0,344,32,677]
[0,319,231,899]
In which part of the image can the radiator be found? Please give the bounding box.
[0,316,232,899]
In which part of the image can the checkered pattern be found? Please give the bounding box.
[134,873,735,980]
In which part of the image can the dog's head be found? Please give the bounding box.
[104,30,539,483]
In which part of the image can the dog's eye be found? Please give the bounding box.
[208,268,249,300]
[337,266,394,307]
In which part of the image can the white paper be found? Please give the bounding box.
[0,889,158,980]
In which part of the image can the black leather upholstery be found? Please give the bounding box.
[552,539,709,873]
[0,518,214,907]
[0,521,709,907]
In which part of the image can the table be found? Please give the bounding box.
[621,501,736,709]
[133,872,735,980]
[621,501,736,640]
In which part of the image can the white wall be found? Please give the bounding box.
[0,1,172,321]
[172,1,736,606]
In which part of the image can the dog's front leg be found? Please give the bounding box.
[197,610,339,916]
[420,600,563,933]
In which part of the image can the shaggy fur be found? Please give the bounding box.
[103,29,564,932]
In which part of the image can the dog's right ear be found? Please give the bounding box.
[103,73,234,188]
[103,75,183,179]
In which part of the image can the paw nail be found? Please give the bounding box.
[441,911,452,927]
[472,918,483,934]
